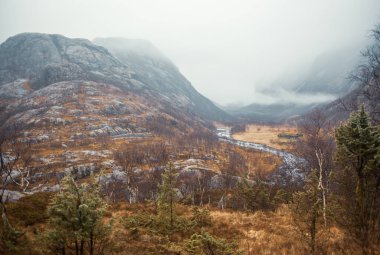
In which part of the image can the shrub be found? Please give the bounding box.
[191,207,212,227]
[184,232,241,255]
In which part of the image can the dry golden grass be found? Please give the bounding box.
[107,203,365,255]
[209,206,307,254]
[7,195,368,255]
[209,205,365,255]
[233,124,298,150]
[227,144,282,177]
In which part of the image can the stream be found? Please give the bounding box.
[216,127,304,184]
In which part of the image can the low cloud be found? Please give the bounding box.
[250,88,337,106]
[0,0,379,106]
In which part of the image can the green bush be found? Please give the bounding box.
[191,207,212,227]
[123,213,155,229]
[0,222,24,254]
[184,232,241,255]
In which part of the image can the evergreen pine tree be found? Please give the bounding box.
[334,106,380,254]
[191,207,212,227]
[237,178,272,212]
[46,175,112,255]
[157,161,178,236]
[184,232,240,255]
[291,170,322,254]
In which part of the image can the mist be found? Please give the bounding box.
[1,0,379,106]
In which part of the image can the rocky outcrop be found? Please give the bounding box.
[0,79,31,99]
[1,190,26,202]
[0,33,145,91]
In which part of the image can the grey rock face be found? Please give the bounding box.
[40,184,60,192]
[99,168,127,187]
[64,163,100,179]
[0,33,140,90]
[1,190,25,202]
[0,79,31,99]
[103,102,130,115]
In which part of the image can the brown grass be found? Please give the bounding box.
[103,203,366,255]
[7,196,368,255]
[233,124,298,150]
[209,205,364,255]
[226,144,281,177]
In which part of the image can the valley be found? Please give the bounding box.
[0,14,380,255]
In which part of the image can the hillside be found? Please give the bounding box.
[0,33,137,90]
[225,46,363,123]
[294,46,361,95]
[0,33,278,202]
[309,27,380,125]
[0,33,228,123]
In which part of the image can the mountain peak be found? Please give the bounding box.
[0,32,136,90]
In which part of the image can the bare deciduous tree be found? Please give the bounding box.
[0,125,34,247]
[342,23,380,124]
[295,109,335,227]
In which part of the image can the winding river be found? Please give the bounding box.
[216,127,303,184]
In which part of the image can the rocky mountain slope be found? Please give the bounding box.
[0,33,228,123]
[0,33,241,202]
[0,33,139,90]
[318,82,380,125]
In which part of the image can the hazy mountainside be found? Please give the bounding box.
[226,47,363,123]
[308,30,380,125]
[319,82,380,125]
[93,37,188,93]
[224,103,319,123]
[93,37,229,121]
[0,33,228,123]
[294,46,361,95]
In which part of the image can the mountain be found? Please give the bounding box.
[223,102,319,123]
[226,46,363,123]
[0,33,139,91]
[306,30,380,125]
[318,83,380,125]
[294,46,362,96]
[0,33,234,188]
[0,33,228,123]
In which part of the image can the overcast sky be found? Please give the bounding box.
[1,0,380,105]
